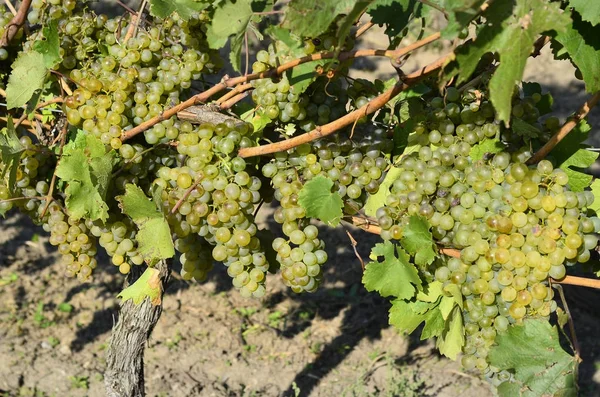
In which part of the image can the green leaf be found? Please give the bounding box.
[149,0,209,20]
[286,60,327,94]
[447,0,570,124]
[283,0,360,38]
[554,11,600,93]
[589,179,600,214]
[469,138,504,161]
[241,109,271,133]
[368,0,419,38]
[205,0,259,72]
[489,319,578,397]
[117,184,175,264]
[54,132,116,222]
[364,166,401,217]
[436,306,464,360]
[266,26,303,51]
[5,51,47,109]
[400,216,435,266]
[363,241,422,299]
[389,299,430,334]
[568,0,600,26]
[33,19,61,68]
[0,116,24,198]
[549,120,598,192]
[420,308,445,339]
[442,0,486,39]
[118,267,163,305]
[298,175,343,226]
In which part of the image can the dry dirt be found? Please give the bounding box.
[2,8,600,397]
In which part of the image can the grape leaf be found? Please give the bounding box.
[283,0,361,38]
[442,0,486,39]
[33,19,61,68]
[489,319,578,397]
[241,108,271,133]
[5,51,47,109]
[568,0,600,26]
[205,0,254,72]
[400,215,435,266]
[286,60,327,94]
[149,0,209,20]
[265,26,303,51]
[367,0,419,37]
[554,11,600,93]
[549,120,597,192]
[363,241,422,299]
[469,138,504,161]
[0,116,24,198]
[589,179,600,214]
[117,184,175,264]
[446,0,570,124]
[364,166,401,217]
[389,299,435,334]
[118,267,163,305]
[298,175,343,226]
[436,306,464,360]
[55,132,116,222]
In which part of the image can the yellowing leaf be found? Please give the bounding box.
[118,267,163,305]
[436,306,464,360]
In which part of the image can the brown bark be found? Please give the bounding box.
[104,260,171,397]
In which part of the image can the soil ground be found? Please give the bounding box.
[2,6,600,397]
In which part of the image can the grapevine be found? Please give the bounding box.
[1,0,600,396]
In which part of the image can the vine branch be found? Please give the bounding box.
[120,32,441,142]
[238,53,449,158]
[527,91,600,165]
[0,0,31,47]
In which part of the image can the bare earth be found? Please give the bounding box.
[1,24,600,397]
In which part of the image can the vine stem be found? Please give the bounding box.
[4,0,17,16]
[238,53,449,158]
[355,21,374,38]
[0,0,31,47]
[349,216,600,289]
[526,91,600,165]
[39,122,68,218]
[215,83,253,105]
[123,0,147,43]
[120,32,441,142]
[220,91,249,110]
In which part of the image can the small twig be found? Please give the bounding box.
[531,35,550,58]
[39,123,68,218]
[551,283,581,358]
[0,87,6,97]
[115,0,137,15]
[121,33,442,142]
[0,196,46,204]
[355,21,374,39]
[215,83,253,105]
[3,0,17,16]
[344,228,365,270]
[0,116,50,130]
[171,174,205,214]
[527,91,600,165]
[220,92,249,110]
[244,31,249,77]
[238,53,448,157]
[0,0,32,47]
[123,0,147,43]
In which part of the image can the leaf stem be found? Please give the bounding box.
[121,32,442,142]
[527,91,600,165]
[39,122,68,218]
[0,0,31,47]
[238,53,449,158]
[551,283,581,358]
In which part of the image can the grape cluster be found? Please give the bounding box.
[152,120,270,297]
[61,12,220,148]
[46,202,98,281]
[374,88,600,373]
[261,125,392,290]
